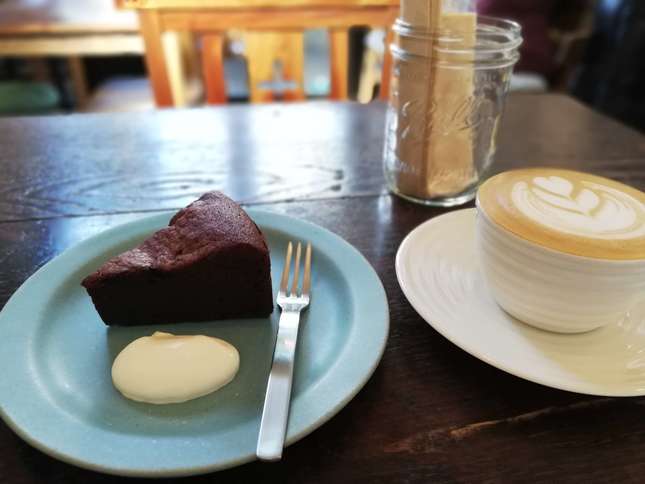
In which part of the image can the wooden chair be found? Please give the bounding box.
[122,0,398,106]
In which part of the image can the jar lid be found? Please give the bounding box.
[477,168,645,260]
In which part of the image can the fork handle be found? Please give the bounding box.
[256,309,301,461]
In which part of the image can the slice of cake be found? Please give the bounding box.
[82,192,273,326]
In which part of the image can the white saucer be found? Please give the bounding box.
[396,208,645,397]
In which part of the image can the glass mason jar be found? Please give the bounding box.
[383,16,522,206]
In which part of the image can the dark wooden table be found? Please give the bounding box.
[2,94,645,483]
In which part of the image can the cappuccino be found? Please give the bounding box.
[477,168,645,260]
[476,168,645,333]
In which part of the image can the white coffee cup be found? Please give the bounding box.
[475,168,645,333]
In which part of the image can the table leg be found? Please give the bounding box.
[67,56,89,109]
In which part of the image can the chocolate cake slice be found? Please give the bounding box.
[82,192,273,325]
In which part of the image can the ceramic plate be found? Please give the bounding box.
[0,210,388,477]
[396,208,645,397]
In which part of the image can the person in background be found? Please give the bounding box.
[477,0,592,91]
[571,0,645,133]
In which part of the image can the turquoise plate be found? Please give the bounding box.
[0,210,388,477]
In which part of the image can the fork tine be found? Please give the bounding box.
[301,243,312,297]
[279,242,293,295]
[290,242,302,296]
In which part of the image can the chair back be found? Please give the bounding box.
[124,0,398,105]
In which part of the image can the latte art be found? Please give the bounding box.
[477,168,645,260]
[511,176,645,240]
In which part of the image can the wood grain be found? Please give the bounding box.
[1,95,645,483]
[0,95,643,221]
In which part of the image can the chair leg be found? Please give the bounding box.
[138,10,174,107]
[379,27,394,101]
[357,47,378,103]
[202,33,227,104]
[329,28,349,101]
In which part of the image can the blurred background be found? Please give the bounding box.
[0,0,643,132]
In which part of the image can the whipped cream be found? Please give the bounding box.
[112,332,240,404]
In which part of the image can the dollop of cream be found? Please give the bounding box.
[112,332,239,404]
[511,176,645,240]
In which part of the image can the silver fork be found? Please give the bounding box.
[256,241,312,461]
